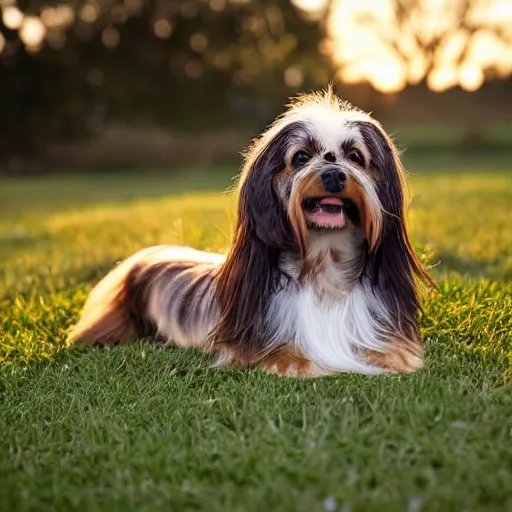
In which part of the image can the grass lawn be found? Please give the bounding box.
[1,157,511,511]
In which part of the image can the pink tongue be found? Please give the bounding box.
[306,197,346,228]
[319,197,343,206]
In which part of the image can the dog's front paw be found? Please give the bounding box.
[260,347,330,378]
[364,340,424,374]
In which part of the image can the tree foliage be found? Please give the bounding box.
[1,0,511,160]
[0,0,331,157]
[325,0,512,92]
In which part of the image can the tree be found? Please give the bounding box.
[0,0,332,161]
[324,0,512,93]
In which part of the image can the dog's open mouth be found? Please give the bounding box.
[302,197,358,229]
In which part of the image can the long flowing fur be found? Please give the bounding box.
[69,90,432,377]
[210,122,303,363]
[355,121,434,340]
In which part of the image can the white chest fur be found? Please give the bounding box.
[269,230,388,374]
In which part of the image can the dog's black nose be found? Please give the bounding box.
[320,168,346,193]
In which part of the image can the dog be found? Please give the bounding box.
[69,89,432,377]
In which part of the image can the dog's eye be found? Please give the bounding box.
[292,151,311,167]
[347,149,364,166]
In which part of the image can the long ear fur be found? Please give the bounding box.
[239,122,305,249]
[210,122,303,362]
[356,121,434,341]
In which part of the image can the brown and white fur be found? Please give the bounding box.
[69,90,432,377]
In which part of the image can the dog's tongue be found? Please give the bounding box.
[307,197,346,228]
[319,197,343,207]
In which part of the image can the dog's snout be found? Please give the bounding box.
[320,168,346,193]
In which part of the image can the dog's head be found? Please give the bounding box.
[213,89,431,359]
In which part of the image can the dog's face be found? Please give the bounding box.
[239,91,406,257]
[272,117,384,257]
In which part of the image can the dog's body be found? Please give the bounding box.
[69,90,431,377]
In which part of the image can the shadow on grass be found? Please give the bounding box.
[432,250,512,282]
[0,234,53,249]
[0,167,236,221]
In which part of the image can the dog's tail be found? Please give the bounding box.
[68,246,223,347]
[68,250,150,345]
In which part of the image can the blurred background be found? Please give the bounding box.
[0,0,511,174]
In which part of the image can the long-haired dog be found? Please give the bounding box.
[69,90,432,377]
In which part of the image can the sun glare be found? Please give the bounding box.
[459,64,484,92]
[326,0,512,93]
[2,5,23,30]
[19,16,46,49]
[292,0,329,19]
[40,5,74,30]
[427,67,459,92]
[0,0,510,92]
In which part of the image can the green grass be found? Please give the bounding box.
[1,159,511,511]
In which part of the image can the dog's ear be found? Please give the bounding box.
[239,122,304,250]
[211,122,303,362]
[356,121,433,342]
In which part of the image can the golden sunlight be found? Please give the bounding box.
[154,19,173,39]
[40,5,74,30]
[2,5,23,30]
[80,3,99,24]
[292,0,329,19]
[19,16,46,49]
[326,0,512,93]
